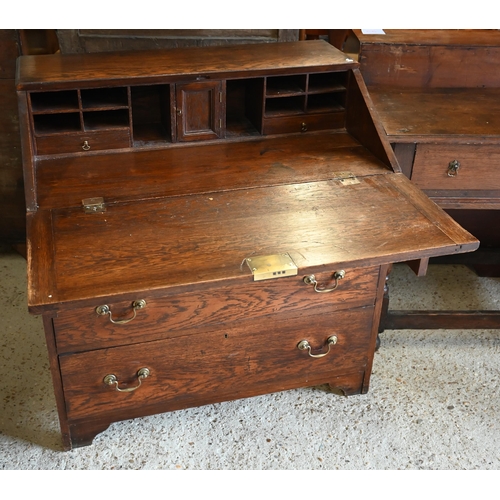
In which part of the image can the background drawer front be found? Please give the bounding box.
[411,144,500,191]
[36,130,131,155]
[59,305,375,420]
[262,112,344,135]
[53,266,381,353]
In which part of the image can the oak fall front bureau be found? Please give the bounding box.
[16,40,478,449]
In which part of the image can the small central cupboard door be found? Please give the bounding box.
[175,80,225,141]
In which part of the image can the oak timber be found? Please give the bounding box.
[17,41,478,449]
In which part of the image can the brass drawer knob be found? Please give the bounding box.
[82,140,91,151]
[95,299,146,324]
[297,336,338,358]
[303,270,345,293]
[301,122,307,132]
[447,159,460,177]
[104,367,150,393]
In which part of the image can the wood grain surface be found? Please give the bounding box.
[53,266,380,353]
[27,172,478,310]
[59,306,375,421]
[17,40,355,90]
[369,88,500,140]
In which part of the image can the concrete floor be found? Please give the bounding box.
[1,246,499,470]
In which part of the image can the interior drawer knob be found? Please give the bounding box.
[303,270,345,292]
[447,159,460,177]
[103,367,150,393]
[297,336,338,358]
[82,140,90,151]
[95,299,147,324]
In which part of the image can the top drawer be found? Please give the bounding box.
[53,265,381,353]
[411,144,500,191]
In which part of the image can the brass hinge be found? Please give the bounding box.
[335,171,360,186]
[82,197,106,214]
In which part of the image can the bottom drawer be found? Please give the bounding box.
[60,306,375,420]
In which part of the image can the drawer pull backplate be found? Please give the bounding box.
[297,336,338,358]
[95,299,147,324]
[447,159,460,177]
[104,367,150,393]
[303,270,345,292]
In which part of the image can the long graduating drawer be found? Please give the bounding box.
[59,305,375,421]
[53,265,381,353]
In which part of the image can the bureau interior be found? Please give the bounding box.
[25,70,397,211]
[28,70,349,149]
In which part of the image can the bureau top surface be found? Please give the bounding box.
[16,40,355,90]
[369,88,500,140]
[352,29,500,47]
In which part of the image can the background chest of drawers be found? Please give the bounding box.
[340,29,500,329]
[17,40,477,449]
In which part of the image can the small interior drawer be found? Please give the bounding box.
[35,129,131,155]
[411,144,500,191]
[262,112,344,135]
[53,265,381,353]
[59,305,375,420]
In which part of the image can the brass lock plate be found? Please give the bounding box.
[246,253,298,281]
[82,197,106,214]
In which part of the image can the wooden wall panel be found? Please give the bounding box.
[351,29,500,89]
[0,30,24,245]
[57,29,299,53]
